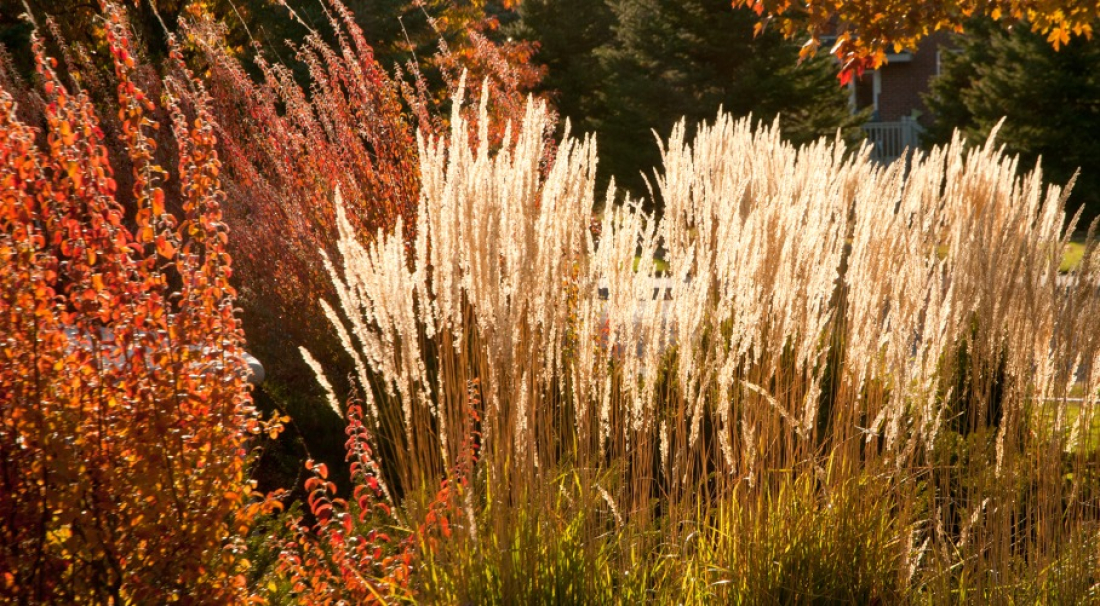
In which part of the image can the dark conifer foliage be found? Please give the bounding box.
[926,21,1100,224]
[511,0,861,203]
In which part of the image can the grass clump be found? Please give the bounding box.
[288,85,1100,602]
[417,471,653,605]
[695,472,906,604]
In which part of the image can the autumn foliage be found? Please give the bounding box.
[734,0,1100,81]
[2,0,541,601]
[178,0,543,397]
[276,384,482,603]
[4,0,1100,601]
[0,6,277,602]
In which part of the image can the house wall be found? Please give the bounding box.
[875,31,951,123]
[849,31,951,125]
[853,73,875,111]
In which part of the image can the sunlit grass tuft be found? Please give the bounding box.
[297,87,1100,602]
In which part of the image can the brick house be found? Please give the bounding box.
[847,32,951,163]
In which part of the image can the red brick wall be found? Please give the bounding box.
[876,32,951,124]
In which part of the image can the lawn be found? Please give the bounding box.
[632,255,671,273]
[1061,240,1088,272]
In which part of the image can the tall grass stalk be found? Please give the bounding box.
[309,86,1100,600]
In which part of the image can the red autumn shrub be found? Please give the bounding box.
[276,381,482,603]
[0,6,278,602]
[176,0,545,406]
[2,1,542,599]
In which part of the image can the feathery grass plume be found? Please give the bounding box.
[314,80,1100,600]
[300,347,343,418]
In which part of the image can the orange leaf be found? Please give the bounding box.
[60,121,75,146]
[155,234,177,259]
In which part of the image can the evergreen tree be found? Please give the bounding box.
[513,0,860,203]
[508,0,615,134]
[925,22,1100,225]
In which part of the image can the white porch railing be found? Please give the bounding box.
[862,118,923,164]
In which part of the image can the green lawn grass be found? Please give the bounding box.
[643,241,1085,274]
[632,256,671,273]
[925,240,1086,271]
[1034,389,1100,453]
[1060,241,1087,272]
[1064,398,1100,452]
